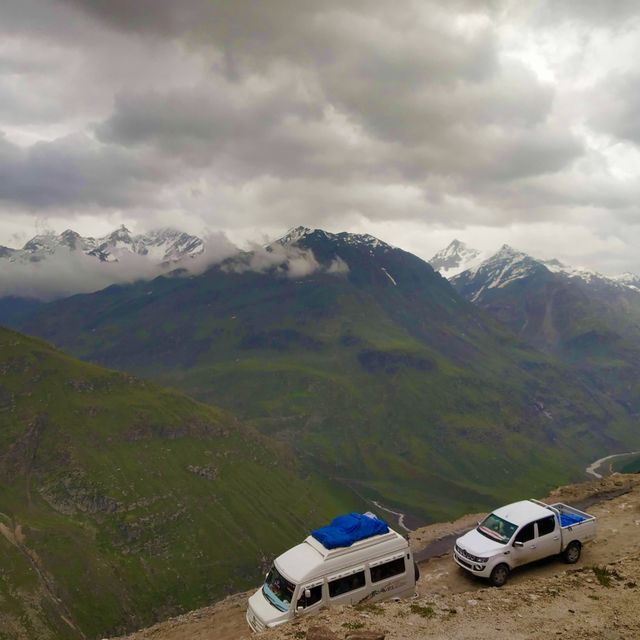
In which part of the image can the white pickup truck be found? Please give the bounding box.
[453,498,596,587]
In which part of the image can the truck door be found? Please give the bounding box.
[531,515,559,561]
[511,522,536,565]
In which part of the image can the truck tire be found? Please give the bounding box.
[562,541,581,564]
[414,561,420,582]
[489,563,510,587]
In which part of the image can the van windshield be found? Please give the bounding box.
[477,513,517,544]
[262,566,296,612]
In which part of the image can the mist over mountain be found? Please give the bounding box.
[0,225,235,301]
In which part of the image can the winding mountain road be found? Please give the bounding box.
[586,451,640,478]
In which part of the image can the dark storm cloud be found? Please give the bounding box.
[589,73,640,145]
[88,1,578,195]
[0,133,167,208]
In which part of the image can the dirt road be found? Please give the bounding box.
[113,474,640,640]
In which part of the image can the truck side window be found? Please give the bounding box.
[536,515,555,536]
[297,584,322,609]
[370,557,406,583]
[328,571,366,598]
[514,522,535,543]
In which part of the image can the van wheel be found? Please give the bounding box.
[489,564,510,587]
[414,562,420,582]
[562,541,581,564]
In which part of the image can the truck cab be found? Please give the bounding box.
[246,513,416,632]
[453,499,596,587]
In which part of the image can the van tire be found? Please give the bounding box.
[562,541,581,564]
[489,563,510,587]
[414,562,420,582]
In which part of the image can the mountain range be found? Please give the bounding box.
[430,240,640,412]
[0,226,207,303]
[11,227,640,524]
[1,225,204,266]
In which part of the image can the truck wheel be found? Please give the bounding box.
[562,541,581,564]
[414,562,420,582]
[489,564,510,587]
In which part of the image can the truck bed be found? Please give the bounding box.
[530,499,597,549]
[548,502,595,528]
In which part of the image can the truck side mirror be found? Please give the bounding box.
[304,589,311,599]
[513,541,524,548]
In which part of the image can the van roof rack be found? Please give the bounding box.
[305,530,398,559]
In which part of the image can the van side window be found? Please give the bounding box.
[514,522,535,543]
[370,557,406,583]
[536,516,555,537]
[328,571,365,598]
[297,584,322,609]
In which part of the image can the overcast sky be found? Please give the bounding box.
[2,0,640,273]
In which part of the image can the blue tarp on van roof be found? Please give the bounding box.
[311,512,389,549]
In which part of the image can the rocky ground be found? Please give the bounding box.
[112,474,640,640]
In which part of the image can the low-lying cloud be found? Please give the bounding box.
[0,229,351,300]
[222,243,349,279]
[0,230,238,300]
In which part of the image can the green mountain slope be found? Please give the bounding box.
[16,229,640,525]
[0,326,356,640]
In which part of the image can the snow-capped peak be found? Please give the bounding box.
[339,232,392,251]
[492,244,523,261]
[3,226,205,266]
[276,226,314,246]
[430,239,486,278]
[542,259,640,292]
[275,227,393,252]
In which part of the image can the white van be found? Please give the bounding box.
[246,514,417,632]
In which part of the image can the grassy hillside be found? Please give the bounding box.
[0,327,357,640]
[16,231,640,524]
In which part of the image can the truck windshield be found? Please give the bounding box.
[477,513,517,544]
[262,566,296,612]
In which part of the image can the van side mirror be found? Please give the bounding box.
[513,541,524,548]
[304,589,311,599]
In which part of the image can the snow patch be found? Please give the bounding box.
[381,267,397,286]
